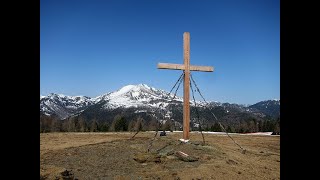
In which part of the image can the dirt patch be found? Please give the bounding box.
[40,132,280,179]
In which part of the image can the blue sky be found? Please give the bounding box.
[40,0,279,105]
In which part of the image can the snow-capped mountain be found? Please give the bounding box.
[40,84,185,119]
[40,93,94,119]
[94,84,183,109]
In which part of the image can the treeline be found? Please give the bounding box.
[195,117,280,134]
[40,114,280,134]
[40,114,159,133]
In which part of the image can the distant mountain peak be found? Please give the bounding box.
[96,83,182,109]
[40,93,94,119]
[249,99,280,118]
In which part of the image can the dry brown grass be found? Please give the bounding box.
[40,132,279,180]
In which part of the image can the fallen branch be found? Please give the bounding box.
[147,130,158,152]
[175,151,198,162]
[131,130,140,139]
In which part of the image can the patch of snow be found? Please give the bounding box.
[243,132,273,136]
[191,131,274,136]
[159,119,167,124]
[179,139,190,143]
[197,131,228,135]
[134,110,147,113]
[109,85,136,98]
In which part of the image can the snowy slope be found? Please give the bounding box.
[40,84,184,119]
[94,84,183,109]
[40,84,280,120]
[40,93,94,119]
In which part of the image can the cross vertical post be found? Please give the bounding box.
[157,32,214,141]
[183,32,190,140]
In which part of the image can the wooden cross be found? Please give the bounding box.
[157,32,214,140]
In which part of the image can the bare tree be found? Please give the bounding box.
[134,117,144,131]
[78,117,87,132]
[90,119,98,132]
[148,119,159,131]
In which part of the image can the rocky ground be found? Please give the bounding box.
[40,132,280,180]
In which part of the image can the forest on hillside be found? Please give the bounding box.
[40,113,280,135]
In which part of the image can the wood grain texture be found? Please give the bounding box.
[183,32,190,140]
[157,63,213,72]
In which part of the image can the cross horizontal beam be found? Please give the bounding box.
[157,63,214,72]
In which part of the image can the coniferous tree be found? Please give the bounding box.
[211,122,222,132]
[248,119,257,133]
[98,122,109,132]
[112,115,128,132]
[273,117,280,134]
[226,126,232,133]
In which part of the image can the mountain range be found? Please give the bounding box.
[40,84,280,125]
